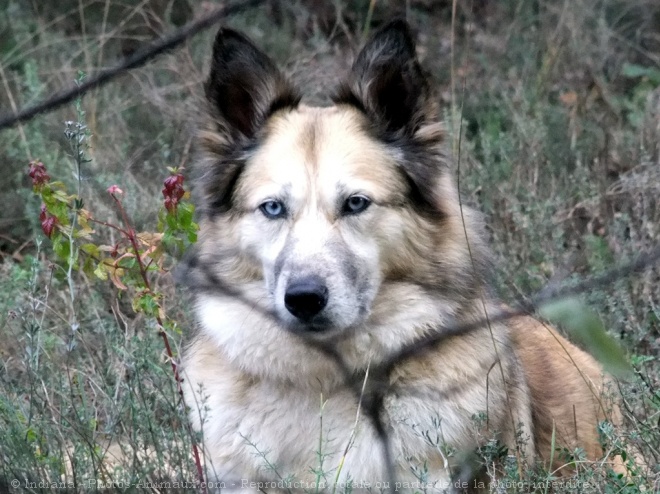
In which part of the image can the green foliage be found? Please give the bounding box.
[539,298,632,378]
[28,89,197,297]
[619,62,660,128]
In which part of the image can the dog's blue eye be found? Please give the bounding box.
[342,195,371,215]
[260,200,286,219]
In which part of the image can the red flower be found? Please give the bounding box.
[162,173,185,213]
[28,161,50,188]
[41,217,57,238]
[39,203,57,238]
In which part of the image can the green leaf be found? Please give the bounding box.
[25,428,37,443]
[156,209,167,233]
[162,230,173,246]
[81,256,95,277]
[118,256,137,269]
[93,263,108,281]
[621,63,660,84]
[630,354,655,366]
[133,292,161,318]
[539,298,633,378]
[166,212,178,230]
[80,243,100,257]
[178,204,193,229]
[52,236,71,262]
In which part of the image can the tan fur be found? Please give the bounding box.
[179,22,623,492]
[510,316,620,472]
[183,314,535,489]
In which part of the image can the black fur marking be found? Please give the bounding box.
[267,93,301,119]
[207,159,245,216]
[389,136,448,216]
[332,87,367,115]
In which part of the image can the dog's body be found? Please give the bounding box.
[179,21,617,490]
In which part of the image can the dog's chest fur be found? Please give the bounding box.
[182,312,531,489]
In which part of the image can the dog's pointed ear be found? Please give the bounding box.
[333,20,435,136]
[205,28,300,143]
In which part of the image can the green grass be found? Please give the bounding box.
[1,0,659,492]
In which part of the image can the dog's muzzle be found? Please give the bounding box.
[284,276,328,322]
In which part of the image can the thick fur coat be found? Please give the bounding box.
[178,20,619,492]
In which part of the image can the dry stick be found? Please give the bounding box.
[0,0,267,131]
[306,340,399,491]
[109,192,206,492]
[332,363,370,494]
[0,64,32,159]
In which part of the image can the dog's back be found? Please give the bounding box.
[511,315,621,471]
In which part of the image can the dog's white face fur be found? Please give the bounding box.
[176,19,495,390]
[183,21,490,348]
[238,106,426,334]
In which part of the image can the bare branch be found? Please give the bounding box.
[0,0,266,131]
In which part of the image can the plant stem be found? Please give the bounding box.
[109,191,207,492]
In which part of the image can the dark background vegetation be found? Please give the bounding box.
[1,0,659,491]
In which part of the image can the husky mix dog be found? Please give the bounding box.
[178,20,619,491]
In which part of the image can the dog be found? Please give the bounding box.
[178,20,621,491]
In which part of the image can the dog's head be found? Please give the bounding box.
[187,21,485,341]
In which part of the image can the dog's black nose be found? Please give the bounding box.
[284,278,329,321]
